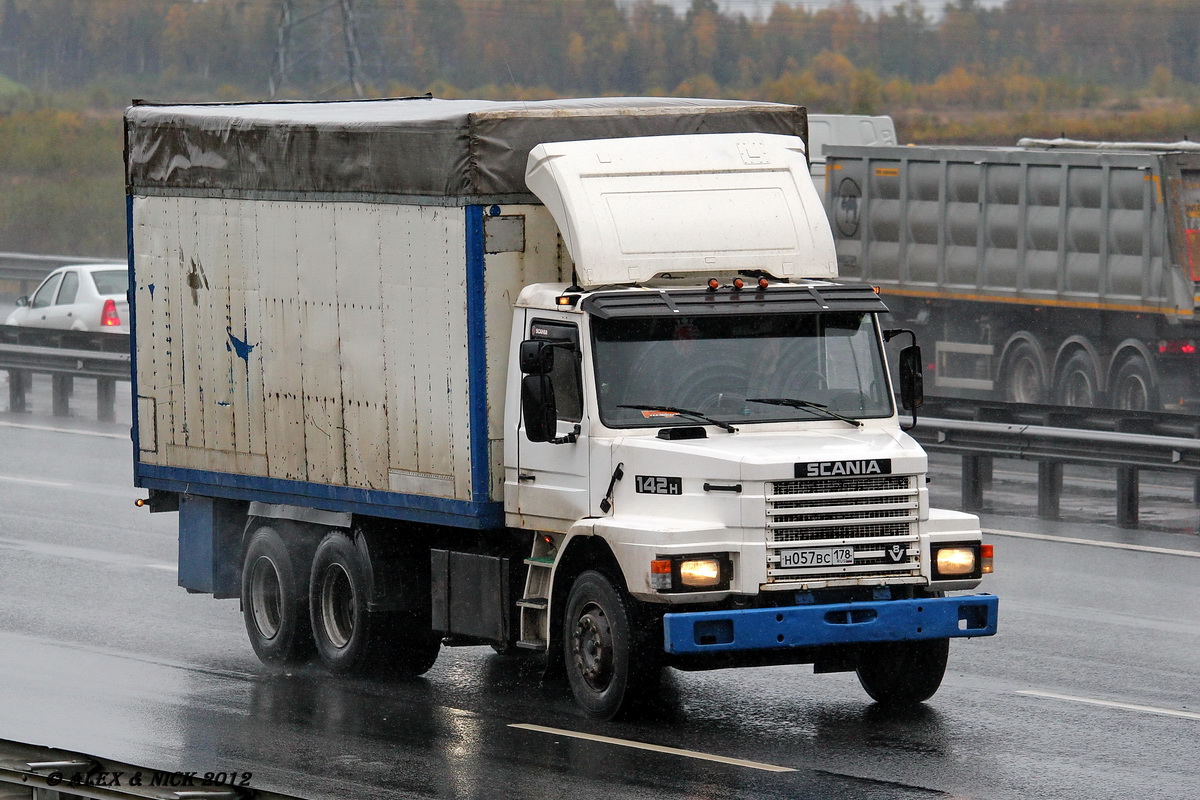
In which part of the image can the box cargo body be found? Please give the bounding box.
[826,141,1200,409]
[126,98,806,528]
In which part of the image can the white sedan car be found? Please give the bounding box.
[6,263,129,334]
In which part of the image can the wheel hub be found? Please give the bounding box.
[249,556,282,640]
[319,563,356,649]
[571,604,613,692]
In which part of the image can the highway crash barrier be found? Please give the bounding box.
[0,326,129,422]
[913,399,1200,529]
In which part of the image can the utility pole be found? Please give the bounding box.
[269,0,365,98]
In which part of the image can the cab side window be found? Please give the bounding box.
[531,320,582,423]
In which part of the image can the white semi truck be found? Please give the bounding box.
[125,97,997,720]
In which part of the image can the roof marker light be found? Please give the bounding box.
[732,277,745,290]
[707,278,720,291]
[758,277,770,290]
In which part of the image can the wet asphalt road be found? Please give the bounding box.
[0,375,1198,800]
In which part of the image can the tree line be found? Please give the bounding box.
[1,0,1199,112]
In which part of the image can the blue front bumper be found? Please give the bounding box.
[662,594,998,655]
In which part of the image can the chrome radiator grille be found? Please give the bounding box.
[766,474,920,582]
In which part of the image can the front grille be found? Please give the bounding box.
[766,474,920,582]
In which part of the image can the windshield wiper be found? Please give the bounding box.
[747,397,863,427]
[618,404,738,433]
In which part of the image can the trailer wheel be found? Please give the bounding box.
[242,527,313,666]
[563,571,660,720]
[1110,354,1158,411]
[855,638,950,706]
[1056,350,1101,407]
[309,532,441,676]
[1000,340,1047,404]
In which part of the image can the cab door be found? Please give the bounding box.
[514,316,591,530]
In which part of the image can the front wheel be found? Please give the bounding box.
[563,571,661,720]
[856,638,950,706]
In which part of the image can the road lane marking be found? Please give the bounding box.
[0,420,127,440]
[0,473,71,488]
[983,528,1200,558]
[509,723,796,772]
[1018,690,1200,721]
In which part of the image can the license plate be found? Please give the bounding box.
[779,546,855,568]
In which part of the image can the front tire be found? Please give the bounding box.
[563,570,661,720]
[856,638,950,706]
[242,526,313,666]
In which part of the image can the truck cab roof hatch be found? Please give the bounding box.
[525,133,837,289]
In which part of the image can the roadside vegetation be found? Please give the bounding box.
[3,0,1200,255]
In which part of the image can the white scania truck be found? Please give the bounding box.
[125,97,997,719]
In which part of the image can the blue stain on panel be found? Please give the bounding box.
[148,283,155,298]
[227,329,257,362]
[465,205,490,504]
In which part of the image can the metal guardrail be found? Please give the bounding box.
[0,736,303,800]
[914,398,1200,528]
[0,326,130,421]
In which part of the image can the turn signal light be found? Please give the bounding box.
[650,558,672,590]
[981,543,994,574]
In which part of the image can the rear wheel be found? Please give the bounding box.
[1000,339,1047,404]
[1110,354,1158,411]
[310,532,440,676]
[563,571,661,720]
[242,527,313,666]
[856,638,950,706]
[1056,350,1101,407]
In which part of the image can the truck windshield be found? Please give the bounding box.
[591,311,893,428]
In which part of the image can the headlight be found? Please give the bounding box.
[932,544,980,579]
[680,558,722,588]
[650,554,732,592]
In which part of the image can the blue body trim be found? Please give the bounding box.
[127,194,139,457]
[136,464,504,529]
[662,595,999,655]
[465,205,491,503]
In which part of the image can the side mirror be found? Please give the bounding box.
[14,295,28,308]
[519,340,555,375]
[899,344,924,411]
[521,374,558,442]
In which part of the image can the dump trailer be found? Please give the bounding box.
[826,138,1200,411]
[125,97,997,720]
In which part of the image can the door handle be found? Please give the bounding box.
[517,473,536,483]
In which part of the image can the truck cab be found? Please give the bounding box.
[499,134,995,718]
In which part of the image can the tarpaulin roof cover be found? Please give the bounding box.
[125,96,806,200]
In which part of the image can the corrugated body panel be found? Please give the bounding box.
[827,145,1181,313]
[379,206,471,498]
[333,203,388,490]
[257,202,308,481]
[293,203,346,485]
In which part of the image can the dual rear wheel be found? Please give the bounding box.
[241,527,440,677]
